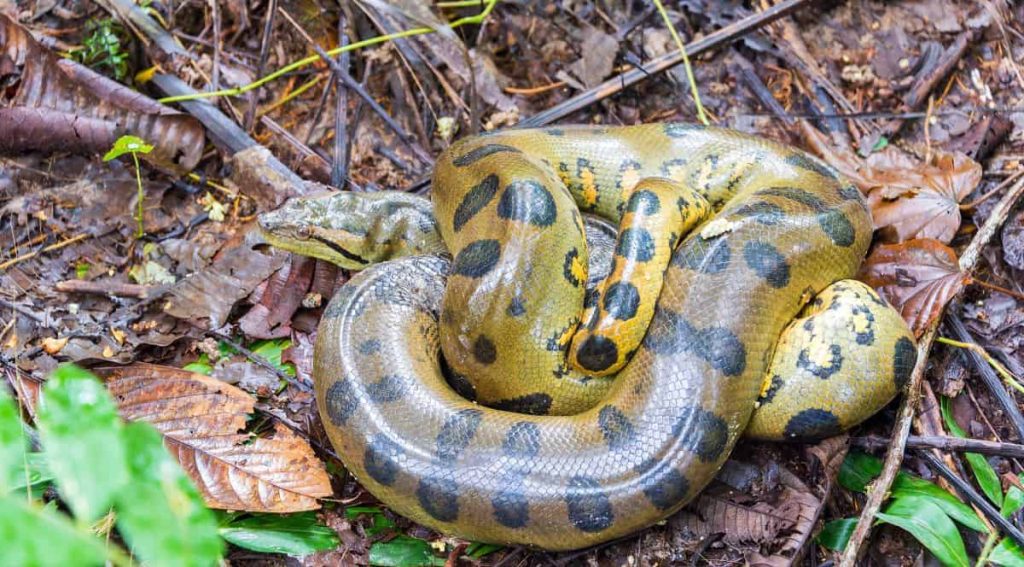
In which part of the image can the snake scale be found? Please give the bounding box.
[259,124,916,550]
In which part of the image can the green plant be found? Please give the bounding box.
[104,135,153,238]
[1,365,223,566]
[818,451,1024,566]
[72,19,130,81]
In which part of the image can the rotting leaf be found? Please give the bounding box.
[99,363,332,513]
[859,238,967,337]
[801,121,981,243]
[0,14,204,172]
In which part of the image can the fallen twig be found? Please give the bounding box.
[839,173,1024,566]
[54,279,152,299]
[853,435,1024,459]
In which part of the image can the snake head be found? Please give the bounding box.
[258,191,444,270]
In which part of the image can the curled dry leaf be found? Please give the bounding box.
[99,363,332,513]
[0,14,204,172]
[801,121,981,244]
[859,238,968,337]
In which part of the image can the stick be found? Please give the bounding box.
[839,174,1024,566]
[853,435,1024,459]
[54,279,151,299]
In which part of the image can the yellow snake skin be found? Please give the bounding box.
[258,124,917,550]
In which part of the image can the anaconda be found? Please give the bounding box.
[259,124,916,550]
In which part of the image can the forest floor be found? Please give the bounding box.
[3,0,1024,565]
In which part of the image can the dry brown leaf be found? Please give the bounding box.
[801,121,981,244]
[0,14,204,172]
[100,363,332,513]
[859,238,967,337]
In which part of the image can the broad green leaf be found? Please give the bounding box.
[8,452,54,499]
[817,517,858,552]
[183,354,213,375]
[839,452,986,532]
[0,493,110,566]
[115,422,224,566]
[990,538,1024,566]
[250,339,296,376]
[219,512,339,557]
[103,135,153,161]
[37,365,128,522]
[368,536,446,567]
[941,397,1003,506]
[877,496,969,567]
[1002,486,1024,517]
[0,390,27,493]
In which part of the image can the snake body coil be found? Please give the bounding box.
[259,124,916,550]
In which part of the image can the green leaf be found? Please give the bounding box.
[989,538,1024,566]
[839,451,882,493]
[368,536,445,567]
[37,365,128,522]
[103,135,153,161]
[465,542,503,558]
[877,496,969,567]
[1002,486,1024,517]
[115,422,224,566]
[8,452,54,499]
[839,452,986,532]
[941,397,1003,506]
[219,512,339,557]
[345,505,396,537]
[817,518,858,552]
[183,354,213,375]
[0,389,27,493]
[0,493,111,566]
[250,339,296,377]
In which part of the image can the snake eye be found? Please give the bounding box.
[296,225,313,239]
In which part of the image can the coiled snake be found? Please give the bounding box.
[259,124,916,550]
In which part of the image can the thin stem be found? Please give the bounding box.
[937,336,1024,395]
[132,152,144,238]
[652,0,708,125]
[157,0,498,104]
[970,277,1024,302]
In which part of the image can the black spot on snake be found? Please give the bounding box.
[673,405,729,463]
[756,187,827,211]
[659,158,688,178]
[663,123,704,137]
[797,344,844,379]
[357,339,381,355]
[365,374,406,403]
[417,476,460,522]
[729,201,786,225]
[838,184,862,201]
[644,310,747,376]
[436,409,484,462]
[893,337,916,390]
[636,458,690,511]
[452,239,501,278]
[311,235,368,266]
[545,128,565,136]
[502,422,541,458]
[453,174,499,232]
[598,405,635,450]
[743,241,790,288]
[497,180,558,227]
[565,476,614,533]
[575,335,619,374]
[626,189,661,215]
[325,379,358,426]
[817,209,856,247]
[473,335,497,365]
[675,235,731,274]
[364,434,403,486]
[507,296,526,317]
[492,486,530,528]
[852,306,876,346]
[444,367,477,402]
[562,248,582,287]
[452,143,521,167]
[785,152,840,180]
[783,408,842,441]
[603,281,640,320]
[759,375,784,405]
[492,393,553,415]
[616,228,655,262]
